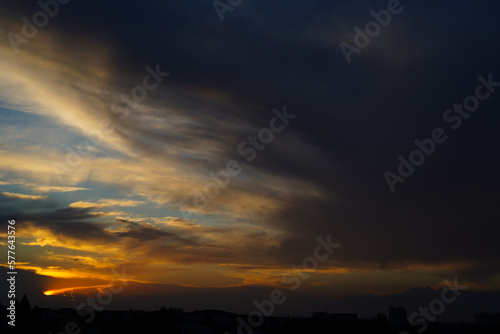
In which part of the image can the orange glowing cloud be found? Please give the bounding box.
[1,191,47,200]
[44,284,113,297]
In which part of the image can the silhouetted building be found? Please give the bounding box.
[475,312,500,326]
[178,309,255,334]
[331,313,358,329]
[312,311,329,318]
[388,306,407,328]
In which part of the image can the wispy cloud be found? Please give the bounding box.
[153,217,200,229]
[69,199,146,209]
[29,185,90,193]
[1,191,47,200]
[0,179,24,185]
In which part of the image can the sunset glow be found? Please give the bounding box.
[43,285,113,297]
[1,1,500,329]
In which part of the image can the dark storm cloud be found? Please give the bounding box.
[114,218,195,244]
[0,193,116,243]
[0,195,191,247]
[0,195,280,268]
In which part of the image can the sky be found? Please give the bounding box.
[1,0,500,322]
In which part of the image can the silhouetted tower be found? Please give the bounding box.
[389,306,407,328]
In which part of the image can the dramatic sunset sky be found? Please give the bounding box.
[1,0,500,321]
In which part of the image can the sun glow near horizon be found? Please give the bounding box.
[43,284,113,297]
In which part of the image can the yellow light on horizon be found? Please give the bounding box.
[43,284,112,297]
